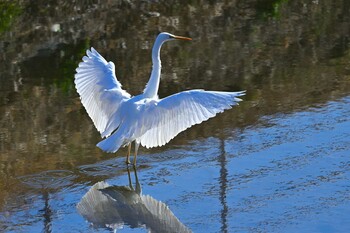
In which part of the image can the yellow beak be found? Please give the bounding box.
[173,35,192,41]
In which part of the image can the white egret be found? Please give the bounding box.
[75,32,245,165]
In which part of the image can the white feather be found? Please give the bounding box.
[137,90,245,148]
[74,48,130,138]
[75,33,245,162]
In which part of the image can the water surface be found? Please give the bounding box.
[0,1,350,232]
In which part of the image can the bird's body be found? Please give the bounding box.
[75,32,245,165]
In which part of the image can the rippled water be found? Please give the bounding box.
[2,97,349,232]
[1,1,350,232]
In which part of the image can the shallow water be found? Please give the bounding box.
[2,97,350,232]
[1,1,350,232]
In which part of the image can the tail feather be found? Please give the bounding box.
[96,129,127,153]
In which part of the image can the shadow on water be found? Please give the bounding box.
[17,170,77,233]
[218,136,228,233]
[77,166,192,233]
[35,190,53,233]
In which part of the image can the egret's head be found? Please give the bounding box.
[157,32,192,44]
[152,32,192,58]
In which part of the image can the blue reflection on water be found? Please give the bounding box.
[3,96,350,232]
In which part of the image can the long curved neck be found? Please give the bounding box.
[143,38,164,98]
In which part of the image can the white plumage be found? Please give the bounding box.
[75,32,245,165]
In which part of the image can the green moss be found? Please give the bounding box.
[0,1,22,34]
[54,39,91,94]
[256,0,288,20]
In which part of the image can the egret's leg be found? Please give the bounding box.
[126,143,132,164]
[126,166,133,189]
[133,165,141,194]
[133,142,140,166]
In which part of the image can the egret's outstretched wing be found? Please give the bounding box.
[75,48,131,138]
[138,90,245,148]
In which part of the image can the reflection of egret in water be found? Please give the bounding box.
[77,166,192,233]
[18,170,76,233]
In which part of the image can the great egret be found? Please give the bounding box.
[75,32,245,165]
